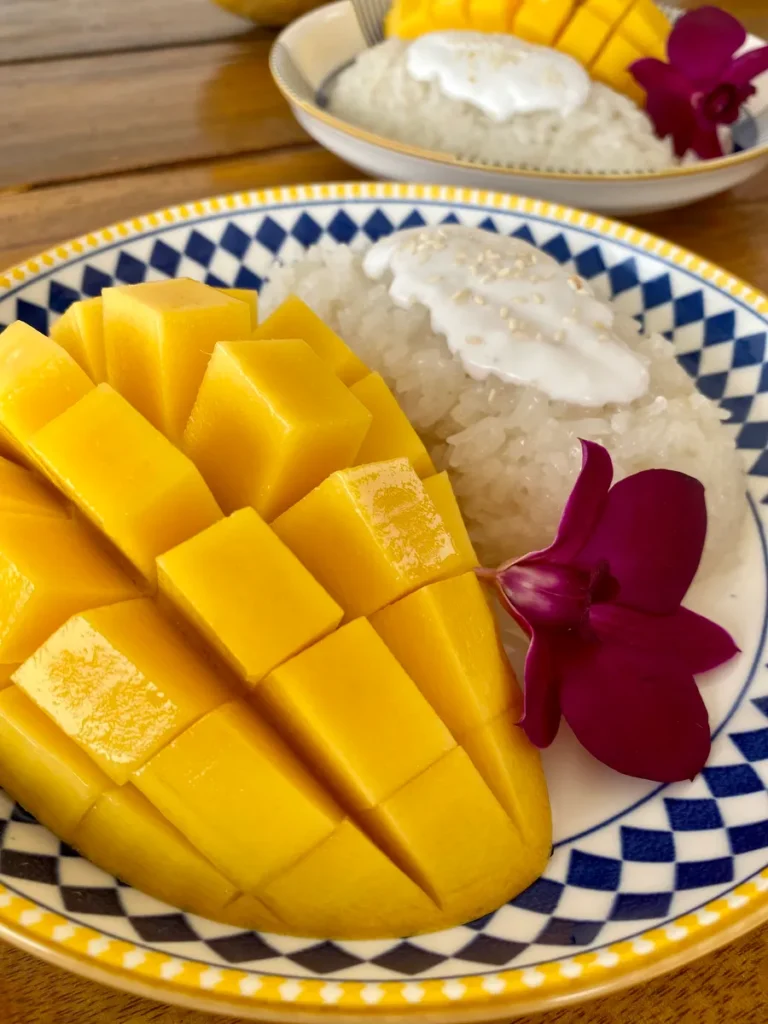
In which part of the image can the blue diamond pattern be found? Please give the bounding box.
[537,918,603,946]
[185,231,216,267]
[220,223,250,260]
[704,764,764,797]
[610,892,673,920]
[16,299,48,334]
[665,799,723,831]
[511,877,564,914]
[674,292,705,327]
[609,258,640,295]
[732,728,768,761]
[541,234,571,265]
[734,333,767,367]
[704,311,736,346]
[292,212,323,248]
[256,216,287,254]
[150,239,181,277]
[327,210,358,243]
[48,280,79,315]
[115,252,146,285]
[567,850,622,891]
[363,210,394,241]
[729,820,768,854]
[621,826,676,863]
[575,246,606,280]
[81,265,112,297]
[642,274,673,309]
[676,857,734,890]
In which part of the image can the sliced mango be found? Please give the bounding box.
[272,458,466,618]
[157,508,342,685]
[260,819,440,938]
[217,893,285,931]
[462,710,551,851]
[253,295,368,385]
[0,664,16,689]
[30,384,222,584]
[0,513,136,664]
[103,279,251,441]
[512,0,576,45]
[422,471,478,572]
[431,0,471,30]
[370,572,515,737]
[74,786,238,918]
[0,322,93,459]
[361,747,534,914]
[0,685,109,840]
[184,339,372,521]
[134,701,343,891]
[590,31,646,103]
[0,456,67,519]
[556,0,629,65]
[51,298,106,382]
[14,598,229,784]
[350,372,435,478]
[619,0,669,60]
[468,0,520,32]
[261,618,455,811]
[217,287,258,329]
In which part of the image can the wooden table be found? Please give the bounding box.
[0,0,767,1020]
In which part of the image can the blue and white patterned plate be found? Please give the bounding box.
[1,183,767,1021]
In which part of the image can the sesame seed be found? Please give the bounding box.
[531,293,544,304]
[507,318,520,331]
[568,275,585,292]
[553,330,566,343]
[473,294,486,305]
[453,289,471,303]
[500,306,509,319]
[513,258,526,270]
[516,295,529,304]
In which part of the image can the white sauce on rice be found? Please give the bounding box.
[363,226,649,406]
[406,32,590,121]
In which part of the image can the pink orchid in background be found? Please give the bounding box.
[478,441,739,784]
[631,6,768,160]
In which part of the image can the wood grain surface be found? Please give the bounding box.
[0,0,767,1021]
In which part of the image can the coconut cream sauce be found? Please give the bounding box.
[405,31,591,121]
[362,226,650,407]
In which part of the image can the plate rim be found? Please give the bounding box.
[1,180,768,1019]
[270,0,768,185]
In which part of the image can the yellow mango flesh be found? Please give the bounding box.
[591,31,645,103]
[370,572,515,738]
[260,819,440,938]
[217,288,258,329]
[0,685,109,840]
[52,298,107,382]
[217,893,285,931]
[462,711,551,852]
[618,0,669,60]
[423,471,479,572]
[0,456,67,518]
[157,508,342,685]
[261,618,455,810]
[0,322,93,459]
[350,372,435,478]
[103,279,251,442]
[183,340,372,521]
[134,701,343,891]
[0,513,136,664]
[512,0,576,45]
[14,598,229,784]
[30,384,222,584]
[468,0,520,32]
[362,747,535,913]
[273,458,466,618]
[0,664,17,689]
[431,0,471,30]
[556,2,619,65]
[253,295,368,385]
[74,785,239,918]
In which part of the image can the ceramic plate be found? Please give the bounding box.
[270,2,768,216]
[1,182,768,1022]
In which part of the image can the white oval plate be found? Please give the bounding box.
[1,182,768,1021]
[270,2,768,216]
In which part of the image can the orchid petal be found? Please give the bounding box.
[527,440,613,565]
[668,6,747,86]
[589,604,740,675]
[560,641,711,782]
[575,469,706,616]
[521,631,563,748]
[631,58,696,101]
[726,46,768,89]
[691,124,726,159]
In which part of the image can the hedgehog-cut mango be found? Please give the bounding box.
[0,282,551,939]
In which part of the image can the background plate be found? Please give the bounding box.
[1,182,768,1021]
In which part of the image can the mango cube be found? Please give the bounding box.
[468,0,519,32]
[0,685,109,839]
[362,747,533,913]
[0,664,16,689]
[260,819,439,938]
[0,322,93,458]
[422,471,478,572]
[217,288,258,329]
[30,384,222,584]
[183,339,372,521]
[14,598,229,784]
[261,619,455,810]
[618,0,669,60]
[51,298,107,382]
[134,701,342,891]
[350,372,435,478]
[103,279,251,441]
[0,513,136,664]
[462,711,551,851]
[0,456,67,519]
[253,295,368,385]
[74,786,238,918]
[370,572,515,737]
[431,0,470,30]
[157,508,342,685]
[591,32,646,103]
[217,893,285,931]
[556,1,621,65]
[513,0,576,45]
[272,458,466,618]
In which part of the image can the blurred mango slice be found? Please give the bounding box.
[385,0,671,102]
[212,0,325,25]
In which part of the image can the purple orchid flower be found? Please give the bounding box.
[631,6,768,160]
[479,440,739,783]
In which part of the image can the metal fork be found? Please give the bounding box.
[350,0,390,47]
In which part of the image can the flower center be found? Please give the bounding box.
[697,83,743,125]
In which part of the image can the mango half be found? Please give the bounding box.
[0,280,550,938]
[385,0,670,103]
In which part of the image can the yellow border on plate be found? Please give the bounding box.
[1,182,768,1021]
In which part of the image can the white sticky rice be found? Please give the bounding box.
[261,245,746,571]
[326,39,679,174]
